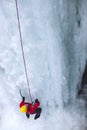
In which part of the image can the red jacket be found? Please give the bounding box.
[19,100,40,114]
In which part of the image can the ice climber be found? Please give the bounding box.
[19,96,42,120]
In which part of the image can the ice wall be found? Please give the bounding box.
[0,0,87,130]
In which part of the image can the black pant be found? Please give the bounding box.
[26,107,42,119]
[34,107,42,120]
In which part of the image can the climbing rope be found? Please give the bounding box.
[15,0,32,103]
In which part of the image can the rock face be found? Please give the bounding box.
[78,63,87,102]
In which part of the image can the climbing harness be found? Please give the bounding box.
[15,0,32,103]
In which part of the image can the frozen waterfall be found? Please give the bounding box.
[0,0,87,130]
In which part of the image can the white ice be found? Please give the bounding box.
[0,0,87,130]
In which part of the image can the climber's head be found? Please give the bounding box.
[20,105,27,113]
